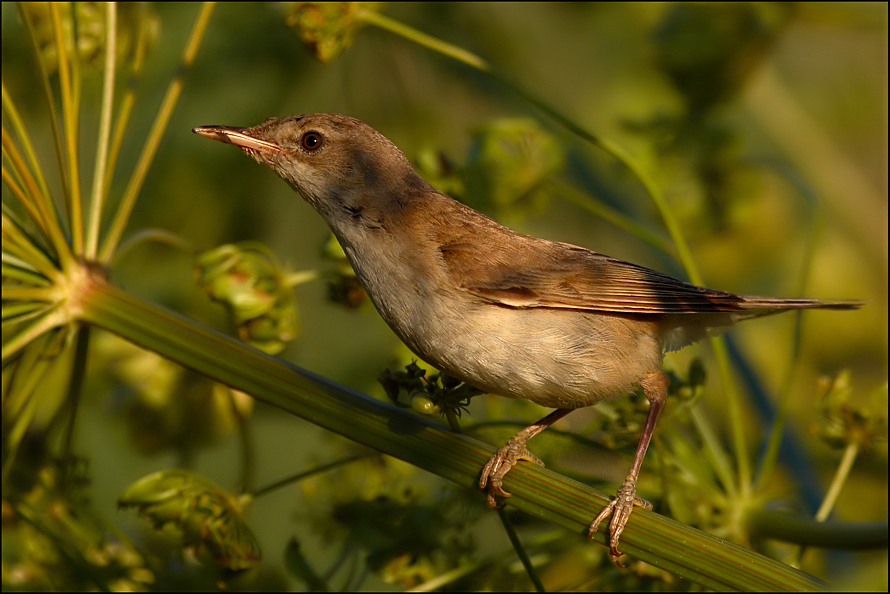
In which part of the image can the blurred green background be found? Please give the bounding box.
[3,2,886,590]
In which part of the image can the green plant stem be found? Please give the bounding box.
[49,2,83,257]
[689,406,738,499]
[60,326,90,488]
[15,3,75,270]
[756,182,821,491]
[0,215,60,283]
[444,408,462,433]
[2,333,56,483]
[547,178,673,255]
[710,338,751,499]
[99,2,216,264]
[746,509,886,550]
[792,441,862,565]
[74,273,824,591]
[1,139,53,250]
[815,442,859,523]
[0,303,67,364]
[497,508,545,592]
[250,451,378,499]
[755,313,803,492]
[102,3,152,198]
[1,82,51,200]
[85,2,117,260]
[2,123,70,267]
[409,530,566,592]
[357,8,490,72]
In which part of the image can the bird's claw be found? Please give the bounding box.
[588,483,651,566]
[479,437,544,508]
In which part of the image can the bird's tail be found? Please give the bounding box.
[737,296,863,311]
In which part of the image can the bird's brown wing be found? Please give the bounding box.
[439,232,860,352]
[440,235,750,314]
[433,200,859,314]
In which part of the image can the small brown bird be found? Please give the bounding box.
[194,114,861,564]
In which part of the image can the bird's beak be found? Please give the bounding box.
[192,125,284,154]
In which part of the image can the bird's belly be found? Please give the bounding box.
[386,298,665,410]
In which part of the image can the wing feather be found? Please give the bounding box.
[439,236,857,314]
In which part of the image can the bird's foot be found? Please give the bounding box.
[479,437,544,508]
[588,482,652,567]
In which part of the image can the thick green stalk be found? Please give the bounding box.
[74,273,823,591]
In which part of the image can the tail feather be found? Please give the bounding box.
[737,296,863,311]
[662,296,862,351]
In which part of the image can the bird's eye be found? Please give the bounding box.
[301,131,323,151]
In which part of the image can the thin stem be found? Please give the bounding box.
[232,389,255,492]
[110,229,193,268]
[444,408,462,433]
[756,181,822,492]
[690,406,738,499]
[410,532,569,592]
[60,326,91,488]
[794,440,860,565]
[1,353,49,479]
[1,206,62,280]
[1,83,51,200]
[357,8,491,72]
[103,2,152,199]
[0,308,67,373]
[250,451,378,499]
[99,2,216,263]
[814,441,859,522]
[710,339,751,498]
[746,508,885,550]
[16,3,71,264]
[2,331,55,426]
[86,2,118,260]
[496,507,546,592]
[755,316,806,495]
[282,269,323,287]
[548,177,673,254]
[0,256,51,287]
[49,2,84,257]
[2,137,57,249]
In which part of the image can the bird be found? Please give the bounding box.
[193,113,861,564]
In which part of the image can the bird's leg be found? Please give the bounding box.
[480,408,573,508]
[589,370,667,566]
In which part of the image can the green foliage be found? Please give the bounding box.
[119,469,261,571]
[285,2,379,62]
[197,243,302,354]
[654,2,792,115]
[817,370,887,455]
[378,361,482,430]
[19,2,160,72]
[4,459,154,590]
[94,333,255,455]
[462,118,564,217]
